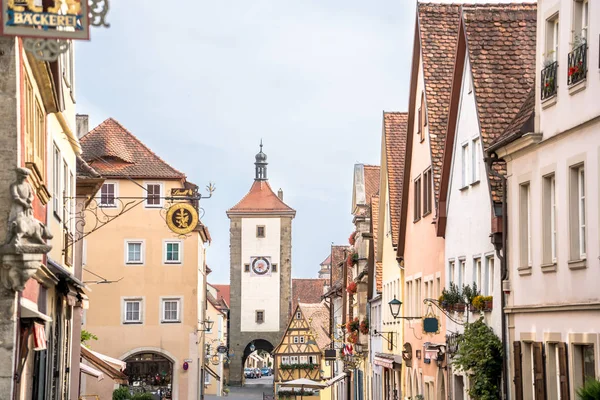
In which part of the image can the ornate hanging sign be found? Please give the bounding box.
[1,0,90,40]
[166,203,198,235]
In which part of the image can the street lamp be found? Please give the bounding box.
[250,342,256,352]
[199,317,214,332]
[388,296,420,320]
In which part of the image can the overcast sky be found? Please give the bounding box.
[75,0,415,283]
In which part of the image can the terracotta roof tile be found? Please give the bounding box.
[489,86,535,151]
[383,112,409,246]
[320,254,331,266]
[76,155,101,179]
[227,180,295,215]
[212,284,231,307]
[330,245,349,288]
[462,3,537,202]
[419,3,462,199]
[371,195,379,261]
[292,279,327,313]
[363,165,381,205]
[80,118,186,179]
[298,303,331,351]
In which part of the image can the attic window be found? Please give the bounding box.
[296,311,301,319]
[100,183,116,207]
[244,264,250,272]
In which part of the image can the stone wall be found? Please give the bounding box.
[0,36,19,398]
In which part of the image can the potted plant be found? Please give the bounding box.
[347,281,357,295]
[576,378,600,400]
[346,317,359,333]
[348,231,356,246]
[445,282,463,312]
[359,318,369,335]
[348,332,358,344]
[462,283,480,313]
[471,295,485,312]
[483,296,493,311]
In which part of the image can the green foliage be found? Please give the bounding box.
[112,387,131,400]
[462,282,480,305]
[441,283,463,306]
[279,363,319,371]
[452,319,503,400]
[577,379,600,400]
[81,329,98,346]
[131,394,154,400]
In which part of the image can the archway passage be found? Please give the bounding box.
[123,352,174,398]
[241,339,274,386]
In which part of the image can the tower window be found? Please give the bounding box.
[256,226,265,238]
[244,264,250,272]
[272,264,278,272]
[256,310,264,323]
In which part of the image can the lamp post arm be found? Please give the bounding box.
[371,330,397,349]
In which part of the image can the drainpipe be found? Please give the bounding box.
[485,153,509,400]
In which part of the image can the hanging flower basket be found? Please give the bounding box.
[348,231,356,246]
[347,332,358,344]
[347,282,357,295]
[346,317,359,333]
[359,319,369,335]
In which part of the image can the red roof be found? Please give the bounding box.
[292,279,328,314]
[227,180,295,216]
[80,118,186,179]
[364,165,381,204]
[212,284,231,306]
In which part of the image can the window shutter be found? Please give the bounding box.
[533,342,546,400]
[557,342,570,400]
[513,341,523,400]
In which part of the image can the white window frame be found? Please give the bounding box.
[122,298,143,324]
[161,297,182,323]
[471,137,480,183]
[125,240,145,265]
[543,174,558,265]
[53,144,61,218]
[577,166,586,258]
[144,182,164,208]
[294,336,299,344]
[458,259,466,288]
[281,356,290,365]
[296,311,301,320]
[485,255,495,296]
[461,142,469,188]
[473,257,482,290]
[546,14,560,62]
[163,240,183,264]
[449,261,455,284]
[300,336,305,344]
[582,0,589,40]
[99,181,118,208]
[520,183,532,267]
[300,356,308,364]
[290,356,299,364]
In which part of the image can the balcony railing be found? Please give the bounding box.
[567,43,587,86]
[541,61,558,100]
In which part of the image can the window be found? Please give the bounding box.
[23,73,46,181]
[485,256,495,296]
[471,138,480,183]
[300,336,305,344]
[418,93,425,142]
[126,241,144,264]
[53,145,61,216]
[256,310,264,324]
[423,169,432,215]
[308,356,315,364]
[415,278,422,316]
[281,356,290,365]
[290,356,299,364]
[414,176,422,222]
[300,356,308,364]
[272,264,278,272]
[62,161,69,221]
[293,336,299,344]
[123,299,142,323]
[543,174,557,265]
[461,143,469,188]
[574,344,596,390]
[296,311,301,319]
[244,264,250,272]
[436,277,441,297]
[569,165,586,261]
[162,298,181,323]
[145,183,162,207]
[473,258,482,290]
[519,183,532,268]
[256,226,265,238]
[449,261,456,284]
[573,0,589,41]
[458,260,465,288]
[205,371,211,385]
[164,241,182,264]
[546,15,559,62]
[100,183,116,207]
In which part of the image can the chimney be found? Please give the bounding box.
[76,114,89,139]
[278,188,283,201]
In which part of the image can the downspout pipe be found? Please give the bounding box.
[485,152,509,400]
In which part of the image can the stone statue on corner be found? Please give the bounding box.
[1,167,52,292]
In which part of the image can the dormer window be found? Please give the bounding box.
[296,311,301,319]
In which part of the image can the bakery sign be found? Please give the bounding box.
[1,0,90,40]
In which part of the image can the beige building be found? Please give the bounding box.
[79,118,211,400]
[204,284,229,396]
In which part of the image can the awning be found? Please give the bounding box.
[205,366,221,381]
[84,345,126,370]
[326,373,346,387]
[374,356,394,369]
[80,346,128,384]
[80,363,105,381]
[33,322,47,351]
[374,353,402,370]
[20,298,52,322]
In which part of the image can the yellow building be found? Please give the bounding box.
[273,303,332,400]
[79,118,211,400]
[204,284,229,396]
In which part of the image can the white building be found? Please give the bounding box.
[488,0,600,397]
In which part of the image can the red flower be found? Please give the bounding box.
[347,332,358,344]
[348,231,356,246]
[347,282,357,294]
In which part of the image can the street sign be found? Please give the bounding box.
[423,317,440,334]
[1,0,90,40]
[217,345,228,354]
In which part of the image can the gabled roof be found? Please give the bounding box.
[292,279,327,313]
[383,112,409,246]
[463,3,537,203]
[320,254,331,267]
[298,303,331,351]
[364,165,381,205]
[227,180,295,216]
[488,86,536,152]
[80,118,186,179]
[370,195,382,293]
[212,284,231,308]
[419,3,462,200]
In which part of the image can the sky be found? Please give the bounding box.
[75,0,416,283]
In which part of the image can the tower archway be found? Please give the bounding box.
[241,339,274,385]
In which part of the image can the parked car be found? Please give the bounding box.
[254,368,262,378]
[244,368,255,379]
[260,367,270,376]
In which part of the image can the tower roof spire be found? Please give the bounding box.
[254,141,268,181]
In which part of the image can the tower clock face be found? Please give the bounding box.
[251,257,271,275]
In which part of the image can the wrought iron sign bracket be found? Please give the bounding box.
[423,298,468,326]
[372,330,397,349]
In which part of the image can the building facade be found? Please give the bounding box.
[226,144,295,385]
[79,118,211,400]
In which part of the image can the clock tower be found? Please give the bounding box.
[226,143,295,385]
